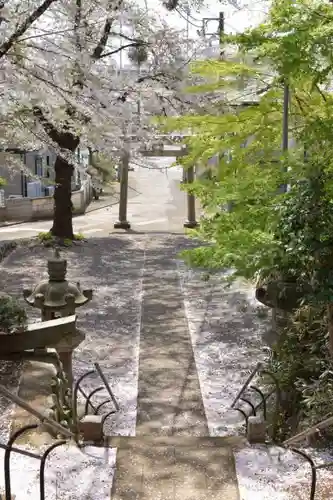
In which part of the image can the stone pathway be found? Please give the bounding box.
[110,237,237,499]
[136,236,207,436]
[0,234,247,499]
[110,437,242,500]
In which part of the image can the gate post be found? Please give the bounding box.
[183,166,198,228]
[114,150,131,229]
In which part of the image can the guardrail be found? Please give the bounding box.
[1,424,66,500]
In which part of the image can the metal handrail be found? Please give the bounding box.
[4,424,39,499]
[230,363,281,440]
[73,363,119,426]
[283,414,333,446]
[230,362,262,409]
[288,447,317,500]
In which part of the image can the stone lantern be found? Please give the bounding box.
[23,249,93,385]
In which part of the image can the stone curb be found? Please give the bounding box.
[0,241,18,266]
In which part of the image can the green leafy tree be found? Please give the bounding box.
[162,0,333,283]
[160,0,333,435]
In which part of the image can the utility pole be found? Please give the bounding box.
[281,83,289,193]
[218,12,224,59]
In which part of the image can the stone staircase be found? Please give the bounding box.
[1,236,261,499]
[108,243,243,499]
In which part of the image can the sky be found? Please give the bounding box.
[117,0,269,67]
[148,0,270,35]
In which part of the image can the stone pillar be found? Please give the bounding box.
[247,415,266,443]
[58,350,73,386]
[54,322,85,387]
[114,150,131,229]
[184,166,198,229]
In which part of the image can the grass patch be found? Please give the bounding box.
[37,231,86,246]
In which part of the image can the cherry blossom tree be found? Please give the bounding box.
[1,0,208,239]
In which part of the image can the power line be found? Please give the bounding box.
[175,8,202,28]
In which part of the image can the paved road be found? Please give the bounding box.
[0,160,188,241]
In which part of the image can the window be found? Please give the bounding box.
[35,156,42,176]
[46,155,50,166]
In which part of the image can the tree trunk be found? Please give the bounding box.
[327,303,333,357]
[51,156,74,239]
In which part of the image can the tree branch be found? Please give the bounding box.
[32,106,65,145]
[0,0,57,59]
[74,0,82,51]
[99,41,143,59]
[92,0,124,60]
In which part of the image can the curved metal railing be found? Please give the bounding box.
[233,363,333,500]
[1,423,66,500]
[230,363,281,440]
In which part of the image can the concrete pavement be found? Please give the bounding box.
[0,163,190,240]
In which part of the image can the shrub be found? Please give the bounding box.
[265,305,333,441]
[0,294,27,333]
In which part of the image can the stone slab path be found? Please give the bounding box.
[110,437,241,500]
[136,237,207,436]
[109,236,240,499]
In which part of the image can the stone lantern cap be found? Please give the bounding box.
[23,248,93,310]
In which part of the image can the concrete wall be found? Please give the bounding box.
[4,179,92,221]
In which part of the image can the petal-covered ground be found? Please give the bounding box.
[0,236,332,499]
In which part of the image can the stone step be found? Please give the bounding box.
[107,436,247,450]
[111,439,240,500]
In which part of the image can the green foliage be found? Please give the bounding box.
[37,231,85,246]
[159,0,333,436]
[74,232,85,241]
[38,231,53,242]
[265,306,333,440]
[0,294,27,333]
[0,176,6,186]
[89,153,117,184]
[270,173,333,302]
[161,0,333,288]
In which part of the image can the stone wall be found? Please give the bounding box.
[5,197,33,221]
[4,179,92,221]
